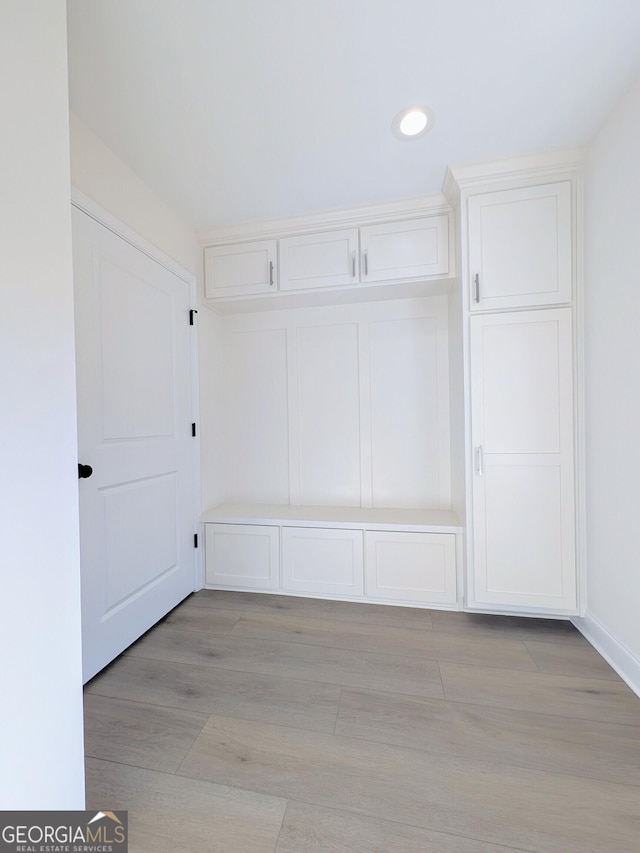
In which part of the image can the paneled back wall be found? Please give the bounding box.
[222,296,451,509]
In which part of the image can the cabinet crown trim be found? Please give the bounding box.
[197,192,451,246]
[442,146,585,205]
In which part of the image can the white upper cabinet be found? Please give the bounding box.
[202,211,451,304]
[279,228,359,291]
[360,215,449,282]
[468,182,572,311]
[204,239,277,298]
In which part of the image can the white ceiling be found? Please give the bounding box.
[67,0,640,229]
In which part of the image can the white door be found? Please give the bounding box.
[469,308,576,612]
[72,207,198,682]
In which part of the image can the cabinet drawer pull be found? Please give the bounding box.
[351,251,356,278]
[269,260,274,287]
[364,249,369,277]
[474,273,480,303]
[476,446,484,476]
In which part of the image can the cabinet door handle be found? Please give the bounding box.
[474,273,480,303]
[476,446,484,476]
[269,261,274,287]
[351,251,356,278]
[363,249,369,277]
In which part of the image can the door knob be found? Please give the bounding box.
[78,463,93,479]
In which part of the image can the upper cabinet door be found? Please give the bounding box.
[204,239,277,299]
[360,215,450,282]
[279,228,359,292]
[468,182,572,311]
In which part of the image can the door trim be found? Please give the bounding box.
[71,189,203,591]
[72,189,195,284]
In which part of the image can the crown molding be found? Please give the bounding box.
[446,146,587,195]
[197,147,587,246]
[441,167,461,210]
[196,191,451,246]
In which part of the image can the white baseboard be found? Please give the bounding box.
[572,612,640,699]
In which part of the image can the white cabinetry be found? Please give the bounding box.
[360,215,449,282]
[444,157,582,617]
[469,309,576,611]
[279,228,359,291]
[202,505,462,608]
[365,531,457,605]
[204,523,279,590]
[282,527,364,596]
[468,182,571,311]
[202,210,451,306]
[200,156,582,619]
[204,239,277,298]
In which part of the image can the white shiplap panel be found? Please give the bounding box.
[296,323,361,506]
[369,314,449,508]
[224,327,290,503]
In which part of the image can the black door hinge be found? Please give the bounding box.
[189,309,198,326]
[191,423,197,437]
[194,533,199,548]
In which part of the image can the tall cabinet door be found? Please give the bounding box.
[469,308,576,612]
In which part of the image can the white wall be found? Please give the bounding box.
[583,71,640,686]
[199,306,226,511]
[0,1,85,807]
[70,113,199,276]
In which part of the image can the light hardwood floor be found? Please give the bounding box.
[84,591,640,852]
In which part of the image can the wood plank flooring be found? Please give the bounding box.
[84,591,640,852]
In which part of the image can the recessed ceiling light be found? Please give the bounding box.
[392,106,433,141]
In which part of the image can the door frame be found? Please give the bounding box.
[71,188,203,591]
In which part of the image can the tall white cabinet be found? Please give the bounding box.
[446,153,582,615]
